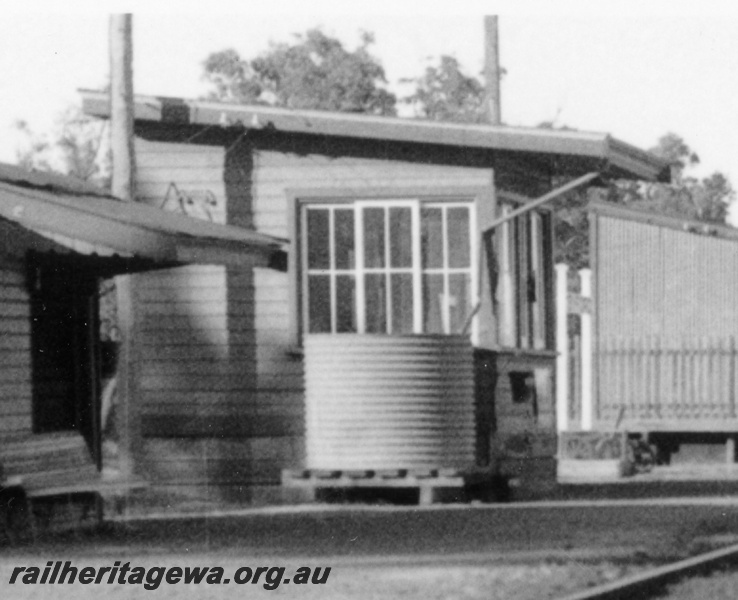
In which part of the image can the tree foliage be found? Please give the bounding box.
[402,55,487,123]
[613,132,732,224]
[15,105,110,189]
[202,29,396,115]
[555,132,734,271]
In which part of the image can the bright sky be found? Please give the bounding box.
[2,2,738,216]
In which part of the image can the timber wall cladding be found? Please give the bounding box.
[0,255,33,436]
[134,136,494,501]
[134,139,301,502]
[251,146,493,460]
[596,214,738,339]
[595,214,738,427]
[250,146,494,452]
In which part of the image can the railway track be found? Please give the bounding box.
[558,542,738,600]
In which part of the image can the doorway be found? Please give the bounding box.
[29,256,101,467]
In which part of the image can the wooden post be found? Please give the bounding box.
[580,269,593,430]
[555,263,569,433]
[109,14,139,483]
[484,16,502,125]
[498,207,516,347]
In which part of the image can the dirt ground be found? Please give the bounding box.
[3,500,738,599]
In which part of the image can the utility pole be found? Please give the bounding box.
[477,16,504,348]
[109,13,139,485]
[484,16,502,125]
[110,14,136,201]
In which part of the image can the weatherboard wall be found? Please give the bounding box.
[131,131,498,504]
[249,141,497,481]
[0,253,33,438]
[133,138,290,504]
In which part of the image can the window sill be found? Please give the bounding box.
[479,346,557,359]
[286,346,305,359]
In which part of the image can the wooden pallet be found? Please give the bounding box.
[282,468,466,505]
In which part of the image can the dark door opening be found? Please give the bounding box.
[29,257,101,468]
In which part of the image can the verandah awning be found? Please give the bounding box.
[0,164,287,273]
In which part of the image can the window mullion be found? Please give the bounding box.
[328,208,337,333]
[301,205,309,337]
[355,206,366,334]
[442,206,450,334]
[412,201,422,334]
[384,207,391,334]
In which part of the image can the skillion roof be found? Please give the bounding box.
[0,163,287,272]
[80,90,670,184]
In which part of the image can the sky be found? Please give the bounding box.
[2,2,738,217]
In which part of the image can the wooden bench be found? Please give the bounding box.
[0,432,146,539]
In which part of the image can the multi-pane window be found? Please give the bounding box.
[495,202,553,350]
[303,200,476,337]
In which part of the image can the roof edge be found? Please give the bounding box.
[607,138,671,183]
[589,200,738,241]
[80,89,668,183]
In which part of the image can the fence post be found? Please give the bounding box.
[580,268,594,431]
[555,263,569,433]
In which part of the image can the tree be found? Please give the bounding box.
[402,55,487,123]
[554,132,735,271]
[14,105,110,189]
[202,29,396,115]
[614,133,732,224]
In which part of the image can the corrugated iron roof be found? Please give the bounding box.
[80,90,671,183]
[0,165,287,272]
[0,163,112,198]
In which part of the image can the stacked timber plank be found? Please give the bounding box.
[0,432,99,493]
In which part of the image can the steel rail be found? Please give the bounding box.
[557,542,738,600]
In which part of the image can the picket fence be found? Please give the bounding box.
[555,264,738,432]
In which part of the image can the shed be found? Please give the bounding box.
[0,163,285,520]
[81,91,667,505]
[592,202,738,433]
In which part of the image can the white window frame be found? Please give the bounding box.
[302,198,477,340]
[421,201,478,338]
[355,200,421,334]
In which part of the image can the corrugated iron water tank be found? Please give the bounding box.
[304,334,476,471]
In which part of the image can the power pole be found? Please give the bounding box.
[109,14,136,201]
[484,16,502,125]
[109,14,140,485]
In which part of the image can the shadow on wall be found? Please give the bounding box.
[131,134,261,508]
